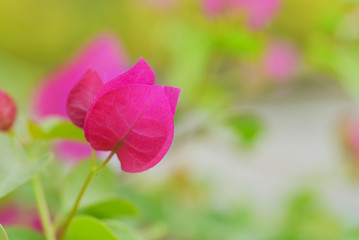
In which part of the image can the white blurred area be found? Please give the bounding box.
[130,78,359,227]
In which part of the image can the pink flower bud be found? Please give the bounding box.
[0,89,17,132]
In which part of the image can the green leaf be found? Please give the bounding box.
[5,228,45,240]
[66,216,142,240]
[0,225,8,240]
[28,118,86,142]
[60,159,117,218]
[228,114,264,148]
[80,198,138,219]
[104,220,143,240]
[43,119,86,142]
[0,134,52,198]
[66,216,117,240]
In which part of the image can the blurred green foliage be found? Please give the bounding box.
[1,0,359,239]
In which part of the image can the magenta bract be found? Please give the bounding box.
[0,204,42,232]
[35,34,127,118]
[203,0,280,30]
[0,89,17,132]
[262,40,299,82]
[67,58,180,173]
[67,70,104,128]
[34,33,127,161]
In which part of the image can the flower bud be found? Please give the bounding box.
[0,89,17,132]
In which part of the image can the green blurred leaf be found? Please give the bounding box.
[60,159,117,219]
[5,228,45,240]
[67,216,117,240]
[28,120,46,139]
[104,220,142,240]
[67,216,141,240]
[39,118,86,142]
[228,114,264,147]
[0,134,52,198]
[213,26,262,56]
[165,23,212,106]
[0,225,8,240]
[80,198,138,219]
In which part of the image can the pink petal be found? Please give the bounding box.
[54,141,92,162]
[263,40,299,82]
[34,33,127,118]
[203,0,227,17]
[84,84,179,173]
[0,205,19,225]
[164,86,181,116]
[93,58,155,103]
[245,0,280,29]
[0,204,42,232]
[66,70,104,128]
[31,215,43,233]
[0,89,17,132]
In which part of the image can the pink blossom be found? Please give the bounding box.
[0,89,17,132]
[35,33,127,118]
[342,118,359,161]
[67,58,181,173]
[235,0,281,30]
[34,33,127,161]
[203,0,227,17]
[0,204,42,232]
[54,141,93,162]
[203,0,280,30]
[262,40,299,82]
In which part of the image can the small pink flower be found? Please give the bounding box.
[203,0,227,17]
[34,33,127,161]
[236,0,280,30]
[0,89,17,132]
[0,204,42,232]
[342,118,359,161]
[67,58,181,173]
[54,141,93,162]
[203,0,280,30]
[35,33,127,118]
[262,40,299,82]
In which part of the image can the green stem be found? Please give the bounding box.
[59,141,123,240]
[32,175,56,240]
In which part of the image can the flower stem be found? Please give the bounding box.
[59,142,123,240]
[32,175,56,240]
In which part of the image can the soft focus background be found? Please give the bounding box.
[2,0,359,239]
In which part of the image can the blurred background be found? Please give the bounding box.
[2,0,359,239]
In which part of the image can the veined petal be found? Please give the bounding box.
[66,70,103,128]
[84,84,175,173]
[164,86,181,116]
[93,58,155,103]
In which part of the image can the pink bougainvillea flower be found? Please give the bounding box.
[203,0,226,17]
[0,204,42,232]
[66,70,104,128]
[0,89,17,132]
[34,33,127,161]
[35,33,127,118]
[67,58,181,173]
[203,0,280,30]
[262,39,299,82]
[234,0,281,30]
[54,141,93,162]
[342,117,359,161]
